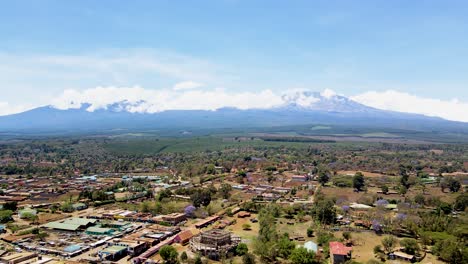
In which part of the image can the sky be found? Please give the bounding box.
[0,0,468,121]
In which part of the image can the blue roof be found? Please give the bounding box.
[64,244,81,253]
[303,241,318,252]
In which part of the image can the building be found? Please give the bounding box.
[86,226,115,236]
[189,229,241,259]
[161,213,186,225]
[43,218,97,232]
[329,242,352,264]
[72,203,87,211]
[98,245,128,261]
[390,251,415,262]
[291,175,308,182]
[174,230,195,245]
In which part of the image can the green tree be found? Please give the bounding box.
[414,193,425,205]
[194,255,202,264]
[236,243,249,256]
[381,185,389,194]
[311,198,336,225]
[219,183,232,199]
[289,247,318,264]
[353,172,365,191]
[400,238,419,255]
[242,253,256,264]
[3,201,17,211]
[190,189,212,208]
[454,193,468,211]
[180,252,188,262]
[0,210,13,223]
[307,227,314,237]
[381,236,397,253]
[446,177,461,193]
[277,233,295,259]
[159,245,179,264]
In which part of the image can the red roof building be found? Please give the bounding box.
[329,241,352,264]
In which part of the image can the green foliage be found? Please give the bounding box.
[242,253,256,264]
[190,188,212,208]
[289,247,318,264]
[180,252,188,262]
[380,185,389,194]
[0,210,13,223]
[433,238,466,263]
[316,231,335,246]
[3,201,18,211]
[352,172,365,191]
[236,243,248,256]
[306,227,314,237]
[381,236,397,253]
[310,198,336,225]
[194,255,202,264]
[277,233,296,259]
[159,245,179,264]
[399,238,419,255]
[219,183,232,199]
[454,193,468,211]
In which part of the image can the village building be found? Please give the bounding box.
[329,241,352,264]
[190,229,241,259]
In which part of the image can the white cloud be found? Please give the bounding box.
[351,90,468,122]
[51,86,285,112]
[0,102,31,116]
[173,81,204,91]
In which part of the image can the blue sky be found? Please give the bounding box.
[0,1,467,121]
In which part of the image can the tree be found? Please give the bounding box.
[277,233,295,259]
[414,193,425,205]
[190,189,212,207]
[342,231,351,240]
[242,223,252,230]
[381,236,397,253]
[242,253,256,264]
[311,198,336,225]
[159,245,179,264]
[0,210,13,223]
[3,201,17,211]
[219,183,232,199]
[446,177,461,193]
[400,238,419,255]
[317,170,330,185]
[381,185,389,194]
[236,243,248,256]
[194,255,202,264]
[180,252,188,262]
[454,193,468,211]
[289,247,318,264]
[373,245,383,254]
[307,227,314,237]
[433,239,465,264]
[353,172,365,191]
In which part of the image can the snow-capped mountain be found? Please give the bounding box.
[278,89,378,113]
[0,90,466,135]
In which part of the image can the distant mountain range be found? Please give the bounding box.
[0,91,467,135]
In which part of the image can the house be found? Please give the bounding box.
[174,230,195,245]
[237,212,251,218]
[390,251,415,262]
[329,241,352,264]
[161,213,186,225]
[291,175,308,182]
[72,203,87,211]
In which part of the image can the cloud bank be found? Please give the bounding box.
[1,86,467,123]
[351,90,468,122]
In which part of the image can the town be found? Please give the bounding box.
[0,137,466,264]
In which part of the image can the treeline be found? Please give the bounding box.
[260,137,335,143]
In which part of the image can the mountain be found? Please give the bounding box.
[0,91,467,135]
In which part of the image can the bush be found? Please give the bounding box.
[236,243,248,256]
[307,227,314,237]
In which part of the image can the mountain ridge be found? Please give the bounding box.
[0,91,466,135]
